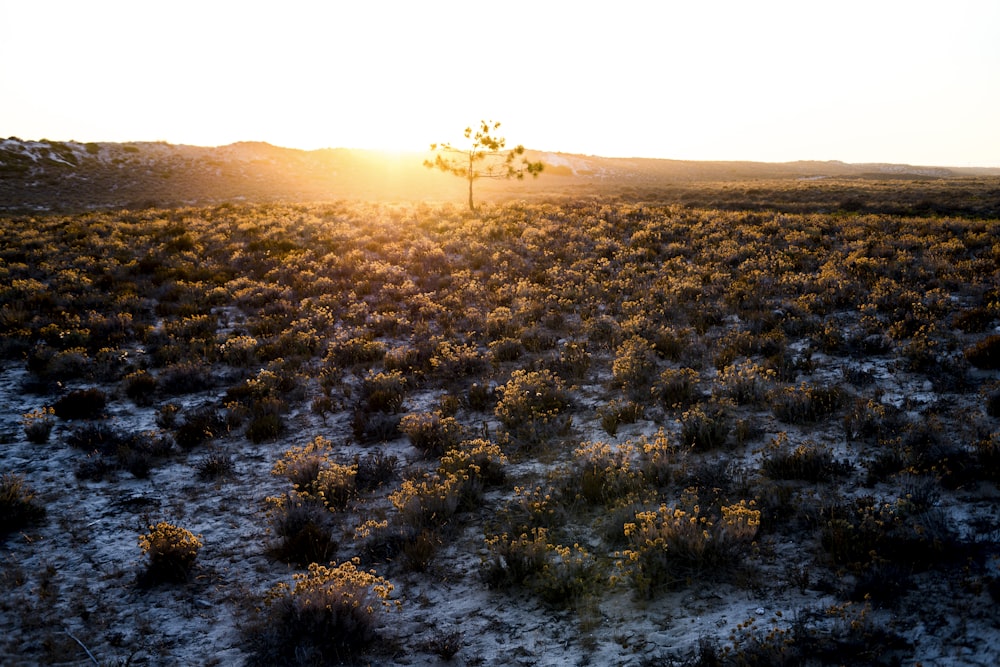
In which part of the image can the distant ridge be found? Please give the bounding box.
[2,138,998,212]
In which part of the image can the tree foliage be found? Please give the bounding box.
[424,120,543,210]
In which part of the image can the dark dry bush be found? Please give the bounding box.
[762,441,852,482]
[246,413,284,443]
[679,402,731,450]
[53,388,107,420]
[351,410,400,444]
[354,450,398,491]
[123,369,158,405]
[0,474,46,539]
[953,306,995,333]
[66,422,135,455]
[420,630,463,661]
[195,452,235,480]
[174,407,226,449]
[74,453,118,481]
[597,400,644,437]
[489,337,524,362]
[821,496,957,571]
[269,498,337,566]
[157,360,214,395]
[771,384,845,424]
[964,335,1000,370]
[465,382,495,411]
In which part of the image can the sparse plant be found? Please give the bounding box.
[424,120,543,210]
[655,367,701,409]
[761,434,852,482]
[195,451,235,480]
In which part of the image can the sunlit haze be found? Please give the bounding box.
[2,1,998,166]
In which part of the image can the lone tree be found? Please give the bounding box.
[424,120,543,210]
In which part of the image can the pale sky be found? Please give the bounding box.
[2,1,998,166]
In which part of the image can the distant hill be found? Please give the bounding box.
[2,137,999,212]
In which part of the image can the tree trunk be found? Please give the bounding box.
[467,153,475,210]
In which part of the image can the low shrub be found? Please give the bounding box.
[358,370,407,413]
[482,527,599,605]
[0,474,46,539]
[612,336,658,399]
[389,472,463,531]
[622,496,760,595]
[679,402,732,450]
[399,411,464,457]
[655,367,702,409]
[716,361,775,406]
[266,495,338,566]
[21,407,55,444]
[351,409,401,443]
[138,521,202,584]
[821,495,957,571]
[246,413,284,443]
[569,440,643,506]
[158,360,214,395]
[771,383,845,424]
[597,399,644,437]
[195,451,235,480]
[465,382,495,411]
[437,439,508,506]
[354,449,399,491]
[53,388,107,420]
[495,369,571,447]
[964,334,1000,369]
[174,407,226,449]
[489,337,524,363]
[761,435,852,482]
[123,370,157,405]
[247,560,396,665]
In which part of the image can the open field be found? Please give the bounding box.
[1,156,1000,664]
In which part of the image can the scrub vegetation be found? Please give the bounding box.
[1,178,999,664]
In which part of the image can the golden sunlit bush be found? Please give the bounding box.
[21,407,55,444]
[138,521,202,584]
[495,369,571,447]
[249,560,396,664]
[621,494,760,595]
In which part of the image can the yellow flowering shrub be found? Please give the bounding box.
[256,560,397,661]
[138,521,202,583]
[621,494,759,595]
